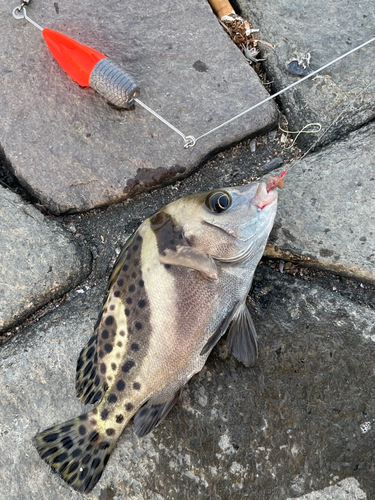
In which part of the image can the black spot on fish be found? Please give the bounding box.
[132,271,137,278]
[94,375,100,386]
[135,322,143,330]
[103,382,109,392]
[89,431,99,443]
[129,284,135,293]
[125,308,130,316]
[54,452,68,463]
[122,360,135,372]
[110,305,115,311]
[68,473,78,485]
[79,414,88,421]
[79,425,86,436]
[99,441,110,450]
[133,382,141,391]
[133,245,138,251]
[68,462,79,474]
[83,361,93,377]
[72,448,82,458]
[58,461,69,473]
[116,380,126,391]
[139,279,144,287]
[88,335,96,346]
[164,264,171,269]
[138,299,146,308]
[61,436,74,449]
[104,343,113,353]
[106,428,115,436]
[114,290,121,297]
[84,476,93,491]
[108,394,118,404]
[82,454,91,465]
[101,409,109,420]
[105,316,114,326]
[104,454,111,466]
[131,343,139,351]
[79,467,89,480]
[125,403,134,411]
[41,447,58,459]
[92,457,101,469]
[119,330,125,336]
[134,258,139,266]
[100,363,107,374]
[117,279,124,287]
[86,346,95,358]
[126,253,132,260]
[116,414,124,423]
[126,297,133,305]
[122,264,128,272]
[111,363,117,371]
[61,425,73,433]
[117,341,123,347]
[92,391,102,404]
[43,433,59,443]
[137,235,142,242]
[99,350,104,358]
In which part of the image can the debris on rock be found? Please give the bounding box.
[287,52,314,76]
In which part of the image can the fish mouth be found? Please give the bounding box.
[250,181,278,210]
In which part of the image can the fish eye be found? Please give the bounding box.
[205,191,231,213]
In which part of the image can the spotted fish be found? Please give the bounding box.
[33,177,281,492]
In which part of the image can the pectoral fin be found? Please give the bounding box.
[134,388,182,438]
[227,303,258,367]
[159,246,218,280]
[200,301,241,356]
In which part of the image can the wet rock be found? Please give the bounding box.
[264,122,375,285]
[237,0,375,149]
[0,186,91,332]
[0,0,277,214]
[0,266,374,499]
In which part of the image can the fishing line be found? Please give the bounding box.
[12,1,375,149]
[282,76,375,177]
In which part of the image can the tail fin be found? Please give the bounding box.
[33,410,117,493]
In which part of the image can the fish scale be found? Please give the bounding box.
[33,179,281,492]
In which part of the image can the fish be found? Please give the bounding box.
[33,176,282,493]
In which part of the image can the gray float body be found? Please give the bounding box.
[89,57,140,108]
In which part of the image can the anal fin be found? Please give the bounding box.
[134,388,182,438]
[227,303,258,367]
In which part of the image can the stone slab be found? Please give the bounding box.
[0,0,277,214]
[1,267,375,499]
[0,186,91,332]
[264,122,375,284]
[287,477,367,500]
[237,0,375,149]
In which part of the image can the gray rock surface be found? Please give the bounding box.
[237,0,375,148]
[0,266,374,499]
[0,186,91,332]
[288,477,367,500]
[264,122,375,285]
[0,0,277,214]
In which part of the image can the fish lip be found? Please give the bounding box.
[250,182,278,209]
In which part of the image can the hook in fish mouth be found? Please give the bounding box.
[251,171,286,210]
